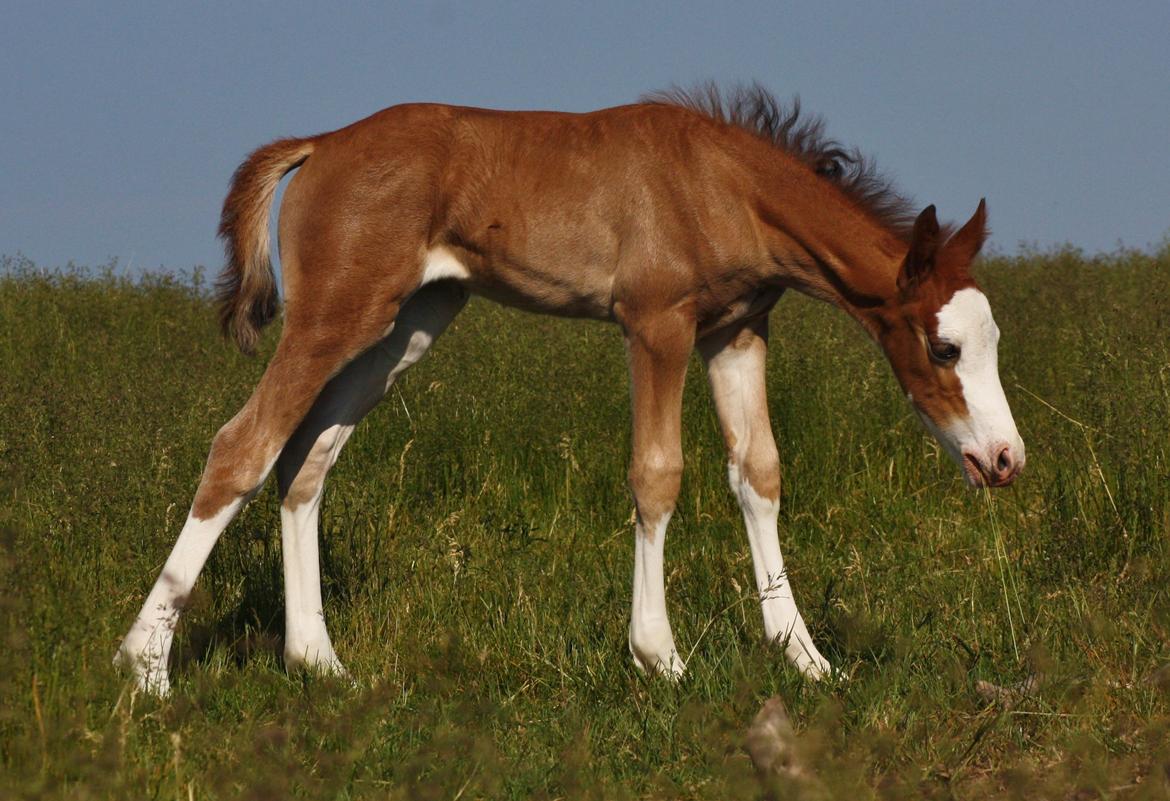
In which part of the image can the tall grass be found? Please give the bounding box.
[1,247,1168,799]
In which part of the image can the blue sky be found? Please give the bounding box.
[3,1,1168,272]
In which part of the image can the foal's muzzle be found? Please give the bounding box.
[962,442,1024,488]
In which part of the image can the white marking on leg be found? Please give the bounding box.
[733,469,830,678]
[115,501,241,694]
[116,454,278,694]
[629,513,685,677]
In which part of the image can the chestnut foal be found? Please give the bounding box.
[117,88,1024,693]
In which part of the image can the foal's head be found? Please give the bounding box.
[876,201,1025,488]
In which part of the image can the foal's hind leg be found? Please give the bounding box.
[116,282,417,694]
[276,283,468,675]
[699,316,830,678]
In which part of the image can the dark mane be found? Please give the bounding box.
[641,83,917,241]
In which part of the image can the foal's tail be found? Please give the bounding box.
[216,136,317,355]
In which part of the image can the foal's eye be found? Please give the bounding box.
[929,340,960,363]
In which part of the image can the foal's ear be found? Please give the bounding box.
[944,198,989,266]
[897,204,941,292]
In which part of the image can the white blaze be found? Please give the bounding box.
[931,288,1025,476]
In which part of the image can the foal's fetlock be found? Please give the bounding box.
[629,625,686,679]
[793,652,831,681]
[284,642,349,679]
[113,641,172,696]
[779,636,831,681]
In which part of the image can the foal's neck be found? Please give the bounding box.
[755,177,907,337]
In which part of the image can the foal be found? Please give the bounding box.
[117,87,1024,693]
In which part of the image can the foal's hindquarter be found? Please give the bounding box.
[120,102,881,691]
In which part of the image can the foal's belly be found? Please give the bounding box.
[423,245,617,321]
[421,244,782,334]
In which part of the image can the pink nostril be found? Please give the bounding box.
[994,446,1016,481]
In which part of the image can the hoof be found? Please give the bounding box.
[113,643,171,696]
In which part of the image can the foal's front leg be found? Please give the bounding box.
[699,317,830,678]
[622,308,694,678]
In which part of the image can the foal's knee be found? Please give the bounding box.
[629,450,684,522]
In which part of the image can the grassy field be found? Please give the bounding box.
[1,245,1168,800]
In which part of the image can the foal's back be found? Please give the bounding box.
[277,102,774,323]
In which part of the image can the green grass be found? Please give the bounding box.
[1,247,1168,799]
